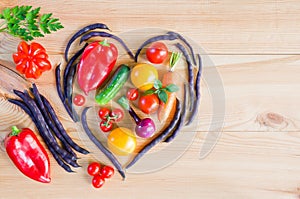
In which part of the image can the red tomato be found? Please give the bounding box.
[126,88,139,101]
[146,42,168,64]
[110,108,124,122]
[138,94,159,114]
[77,40,118,95]
[73,94,85,106]
[100,120,113,132]
[100,166,115,179]
[13,41,51,79]
[98,107,111,120]
[92,175,105,188]
[87,162,101,176]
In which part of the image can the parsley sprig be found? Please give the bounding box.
[0,5,64,41]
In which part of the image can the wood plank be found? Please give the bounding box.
[0,1,300,199]
[1,0,300,54]
[1,132,300,199]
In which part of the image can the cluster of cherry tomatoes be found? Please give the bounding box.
[98,107,124,132]
[87,162,115,188]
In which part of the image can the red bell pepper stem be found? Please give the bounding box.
[99,39,110,47]
[11,126,21,136]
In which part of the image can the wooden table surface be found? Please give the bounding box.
[1,0,300,198]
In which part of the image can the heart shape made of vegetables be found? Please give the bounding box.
[56,24,203,178]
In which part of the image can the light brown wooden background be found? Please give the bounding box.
[1,0,300,198]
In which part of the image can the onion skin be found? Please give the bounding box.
[135,118,156,138]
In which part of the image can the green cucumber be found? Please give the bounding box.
[95,64,130,105]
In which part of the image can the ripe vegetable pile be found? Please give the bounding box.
[59,22,203,179]
[2,6,202,185]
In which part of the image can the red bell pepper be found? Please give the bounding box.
[77,40,118,95]
[12,41,52,79]
[5,126,51,183]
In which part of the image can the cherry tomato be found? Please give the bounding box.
[92,175,105,188]
[100,120,113,132]
[98,107,111,120]
[73,94,85,106]
[100,166,115,179]
[126,88,139,101]
[110,108,124,122]
[138,94,159,114]
[107,127,137,156]
[87,162,101,176]
[146,42,168,64]
[130,63,158,91]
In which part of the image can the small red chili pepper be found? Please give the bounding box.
[4,126,51,183]
[12,41,52,79]
[77,39,118,95]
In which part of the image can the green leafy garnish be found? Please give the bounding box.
[153,78,162,89]
[145,79,179,103]
[165,84,179,92]
[0,5,64,41]
[144,89,155,95]
[157,90,168,104]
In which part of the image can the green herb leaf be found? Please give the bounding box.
[0,5,63,40]
[144,89,155,95]
[165,84,179,92]
[24,6,33,12]
[154,79,162,89]
[48,18,59,23]
[8,17,19,24]
[28,23,38,31]
[40,23,50,34]
[32,31,44,37]
[12,6,19,15]
[2,8,11,19]
[40,13,52,22]
[29,7,40,19]
[158,90,168,104]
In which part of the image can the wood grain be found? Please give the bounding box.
[2,0,300,55]
[0,1,300,199]
[1,132,300,199]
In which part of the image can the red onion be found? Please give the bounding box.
[118,96,155,138]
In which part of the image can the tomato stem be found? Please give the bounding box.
[11,126,21,136]
[103,120,111,127]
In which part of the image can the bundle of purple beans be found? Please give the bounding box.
[8,83,89,172]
